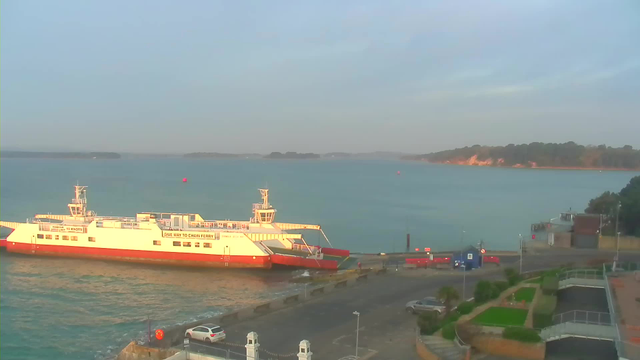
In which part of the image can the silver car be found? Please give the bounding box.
[405,297,446,314]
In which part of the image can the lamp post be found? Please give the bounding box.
[353,311,360,359]
[519,234,523,274]
[461,264,466,301]
[615,201,621,264]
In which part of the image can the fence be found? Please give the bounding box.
[558,269,603,281]
[553,310,611,326]
[187,341,299,360]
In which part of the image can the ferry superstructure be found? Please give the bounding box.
[0,186,350,269]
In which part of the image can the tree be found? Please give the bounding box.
[437,286,460,314]
[585,191,620,235]
[619,176,640,236]
[474,280,494,303]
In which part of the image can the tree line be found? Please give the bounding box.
[405,142,640,169]
[585,176,640,236]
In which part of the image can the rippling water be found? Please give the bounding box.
[1,158,637,359]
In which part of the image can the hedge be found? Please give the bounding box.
[441,323,456,340]
[456,301,475,315]
[493,280,509,293]
[532,294,557,328]
[541,275,559,296]
[502,327,542,343]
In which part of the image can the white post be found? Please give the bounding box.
[246,332,260,360]
[298,340,312,360]
[353,311,360,358]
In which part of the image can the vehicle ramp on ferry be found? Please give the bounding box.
[267,246,351,270]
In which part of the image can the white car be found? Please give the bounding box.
[185,324,226,343]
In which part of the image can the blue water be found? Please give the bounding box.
[1,158,637,359]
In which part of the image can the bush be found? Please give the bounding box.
[504,268,522,286]
[441,323,456,340]
[474,280,494,303]
[490,283,501,300]
[532,295,557,329]
[541,275,559,295]
[502,327,542,343]
[442,311,460,325]
[493,281,510,293]
[417,311,440,335]
[456,301,475,315]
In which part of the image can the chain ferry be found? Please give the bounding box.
[0,186,350,270]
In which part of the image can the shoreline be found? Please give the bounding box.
[412,160,640,172]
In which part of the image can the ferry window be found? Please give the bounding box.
[153,240,161,246]
[173,241,181,247]
[62,235,69,240]
[45,235,53,240]
[55,235,59,240]
[183,242,191,247]
[37,234,44,239]
[71,236,78,241]
[88,237,96,242]
[195,242,200,247]
[203,242,212,248]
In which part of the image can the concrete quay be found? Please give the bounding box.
[149,248,640,360]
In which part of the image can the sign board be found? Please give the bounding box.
[163,231,217,240]
[532,234,536,240]
[467,253,473,260]
[183,338,190,346]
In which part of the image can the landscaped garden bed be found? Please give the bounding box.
[513,287,536,302]
[472,307,528,327]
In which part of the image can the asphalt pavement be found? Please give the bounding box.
[182,249,640,360]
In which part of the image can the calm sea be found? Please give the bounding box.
[1,158,637,359]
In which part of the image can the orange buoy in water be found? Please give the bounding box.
[182,178,188,183]
[155,329,164,340]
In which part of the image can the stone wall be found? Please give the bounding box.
[553,232,572,248]
[116,341,179,360]
[599,235,640,250]
[470,335,545,360]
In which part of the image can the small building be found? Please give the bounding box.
[573,214,602,249]
[452,245,482,270]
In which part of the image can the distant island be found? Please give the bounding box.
[264,152,320,159]
[403,142,640,170]
[183,152,261,159]
[1,151,121,159]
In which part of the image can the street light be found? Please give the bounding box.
[353,311,360,359]
[615,201,621,264]
[461,264,466,301]
[518,234,523,274]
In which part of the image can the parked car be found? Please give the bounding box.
[184,324,226,343]
[405,297,446,314]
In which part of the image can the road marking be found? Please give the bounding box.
[333,335,347,345]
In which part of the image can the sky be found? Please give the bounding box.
[2,0,640,154]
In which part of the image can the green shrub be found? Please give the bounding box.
[456,301,475,315]
[493,281,510,293]
[532,295,557,328]
[541,275,559,296]
[474,280,494,303]
[441,323,456,340]
[442,312,460,326]
[502,327,542,343]
[417,311,440,335]
[504,268,522,286]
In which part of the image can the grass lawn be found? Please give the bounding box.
[514,287,537,302]
[472,307,528,327]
